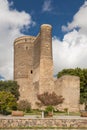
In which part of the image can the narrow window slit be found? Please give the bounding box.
[31,70,33,74]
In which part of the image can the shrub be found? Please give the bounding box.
[44,106,54,117]
[45,105,54,112]
[0,91,17,115]
[0,80,20,100]
[17,100,31,112]
[37,92,64,106]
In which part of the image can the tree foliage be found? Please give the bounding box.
[45,105,54,112]
[57,68,87,104]
[37,92,64,106]
[0,91,17,115]
[0,80,20,100]
[17,100,31,112]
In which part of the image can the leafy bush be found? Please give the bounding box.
[17,100,31,112]
[45,105,54,112]
[0,80,20,100]
[44,106,54,117]
[37,92,64,106]
[0,91,17,115]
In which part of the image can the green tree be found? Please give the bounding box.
[57,68,87,105]
[0,80,20,100]
[0,91,17,115]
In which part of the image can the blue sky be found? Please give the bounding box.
[0,0,87,80]
[8,0,85,38]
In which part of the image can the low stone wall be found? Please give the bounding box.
[0,118,87,129]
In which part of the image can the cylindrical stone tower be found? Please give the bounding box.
[39,24,54,93]
[14,36,36,79]
[14,36,36,104]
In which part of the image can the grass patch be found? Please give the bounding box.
[2,126,87,129]
[25,109,42,115]
[54,111,80,116]
[25,109,80,116]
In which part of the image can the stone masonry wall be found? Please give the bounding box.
[33,34,41,83]
[1,118,87,129]
[55,75,80,112]
[14,36,36,79]
[16,78,38,108]
[39,24,54,94]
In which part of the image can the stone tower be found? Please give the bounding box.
[14,24,54,108]
[14,24,80,111]
[39,24,54,93]
[14,36,37,107]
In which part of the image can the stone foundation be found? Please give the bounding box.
[0,116,87,128]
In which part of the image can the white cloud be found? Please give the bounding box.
[42,0,53,12]
[0,0,35,80]
[53,1,87,75]
[62,1,87,34]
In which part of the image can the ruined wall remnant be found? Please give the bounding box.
[55,75,80,112]
[14,24,80,111]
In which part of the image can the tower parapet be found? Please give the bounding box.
[40,24,52,59]
[14,36,36,45]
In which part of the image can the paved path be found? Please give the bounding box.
[0,114,87,119]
